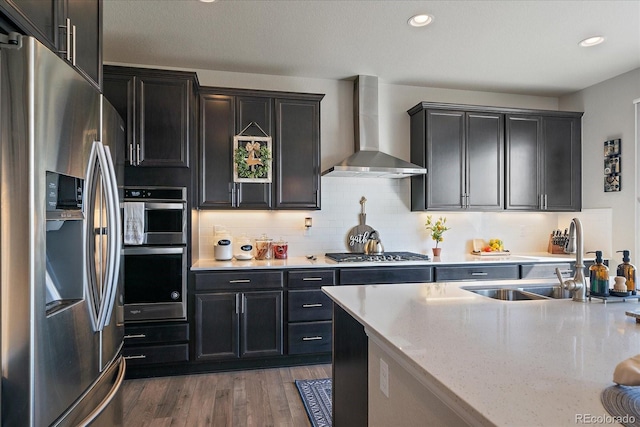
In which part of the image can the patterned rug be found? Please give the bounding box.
[295,378,332,427]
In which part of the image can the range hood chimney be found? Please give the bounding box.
[321,75,427,178]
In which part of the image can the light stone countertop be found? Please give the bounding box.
[191,252,581,271]
[323,280,640,426]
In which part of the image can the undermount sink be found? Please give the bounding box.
[463,285,572,301]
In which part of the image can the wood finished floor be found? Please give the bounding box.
[122,364,332,427]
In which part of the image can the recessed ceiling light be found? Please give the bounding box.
[199,0,216,3]
[408,14,433,27]
[579,36,605,47]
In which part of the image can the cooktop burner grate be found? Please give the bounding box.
[325,251,430,262]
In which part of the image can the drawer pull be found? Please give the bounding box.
[471,272,488,276]
[229,279,251,284]
[123,334,147,339]
[302,336,323,341]
[124,355,147,360]
[302,277,323,281]
[302,303,323,308]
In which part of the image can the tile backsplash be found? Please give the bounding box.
[197,177,612,259]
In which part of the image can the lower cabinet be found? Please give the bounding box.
[195,291,283,360]
[123,322,189,367]
[434,265,519,281]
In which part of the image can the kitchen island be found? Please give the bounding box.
[323,280,640,426]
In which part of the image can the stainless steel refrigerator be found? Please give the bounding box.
[0,35,125,426]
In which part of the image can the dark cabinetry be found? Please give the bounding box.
[194,271,283,360]
[409,102,582,212]
[199,87,323,210]
[410,107,503,211]
[0,0,102,88]
[103,66,198,168]
[287,270,335,355]
[434,264,519,282]
[123,322,189,367]
[339,266,433,285]
[506,114,582,211]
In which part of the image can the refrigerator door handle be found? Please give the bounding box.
[76,357,126,427]
[84,141,101,332]
[94,142,120,331]
[98,144,121,329]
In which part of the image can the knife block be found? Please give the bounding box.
[547,235,566,254]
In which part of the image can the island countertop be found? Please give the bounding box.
[323,281,640,426]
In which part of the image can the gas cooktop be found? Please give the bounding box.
[325,252,431,263]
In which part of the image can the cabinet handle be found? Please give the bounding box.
[302,336,323,341]
[241,295,245,314]
[471,272,488,276]
[544,194,548,210]
[129,143,134,166]
[302,277,323,281]
[136,144,141,166]
[229,279,251,284]
[123,334,147,339]
[235,294,239,314]
[71,24,76,66]
[302,303,323,308]
[124,355,147,360]
[59,18,71,61]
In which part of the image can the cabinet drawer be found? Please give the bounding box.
[195,271,283,290]
[521,263,572,279]
[340,267,433,285]
[288,290,332,322]
[288,270,336,288]
[123,343,189,366]
[288,322,332,355]
[435,265,519,282]
[124,323,189,346]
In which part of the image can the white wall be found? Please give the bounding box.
[560,68,640,260]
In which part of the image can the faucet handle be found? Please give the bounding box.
[555,267,566,286]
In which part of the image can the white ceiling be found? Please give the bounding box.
[103,0,640,97]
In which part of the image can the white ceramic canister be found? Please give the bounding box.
[234,235,253,260]
[213,227,233,260]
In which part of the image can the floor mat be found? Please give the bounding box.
[294,378,332,427]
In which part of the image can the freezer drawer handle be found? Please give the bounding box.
[123,334,147,339]
[124,354,147,360]
[302,303,323,308]
[302,277,323,281]
[230,279,251,284]
[471,272,488,276]
[78,357,126,426]
[302,336,323,341]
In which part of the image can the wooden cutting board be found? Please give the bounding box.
[346,197,375,253]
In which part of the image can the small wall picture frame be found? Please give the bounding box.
[233,136,272,183]
[603,138,621,192]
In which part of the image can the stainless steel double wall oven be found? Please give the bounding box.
[123,187,187,322]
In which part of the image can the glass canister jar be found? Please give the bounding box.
[254,234,273,260]
[234,234,253,260]
[273,239,288,259]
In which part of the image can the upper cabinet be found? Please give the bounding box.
[0,0,102,88]
[103,66,198,168]
[409,105,503,211]
[409,102,582,212]
[199,87,323,210]
[506,113,582,211]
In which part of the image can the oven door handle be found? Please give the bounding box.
[143,202,185,210]
[123,246,186,256]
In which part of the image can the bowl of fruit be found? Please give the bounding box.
[472,238,510,256]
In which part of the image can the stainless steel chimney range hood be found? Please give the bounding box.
[321,75,427,178]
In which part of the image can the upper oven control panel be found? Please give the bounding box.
[124,187,187,202]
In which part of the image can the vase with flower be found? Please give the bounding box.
[425,215,450,257]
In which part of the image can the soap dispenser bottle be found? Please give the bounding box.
[587,251,609,296]
[616,250,637,295]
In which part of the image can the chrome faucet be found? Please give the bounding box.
[555,218,587,302]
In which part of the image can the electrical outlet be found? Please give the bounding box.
[380,358,389,398]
